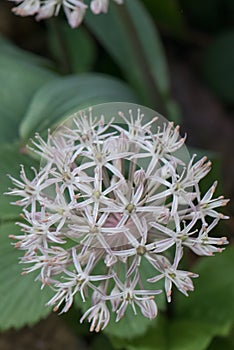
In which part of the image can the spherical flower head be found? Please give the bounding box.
[7,102,229,332]
[9,0,124,28]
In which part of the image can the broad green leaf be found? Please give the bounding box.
[169,319,231,350]
[110,316,230,350]
[0,35,53,68]
[48,21,96,73]
[207,337,234,350]
[0,48,57,143]
[0,222,53,330]
[19,74,138,139]
[85,0,170,112]
[104,306,157,339]
[175,247,234,325]
[110,315,166,350]
[0,143,38,221]
[203,30,234,105]
[92,333,115,350]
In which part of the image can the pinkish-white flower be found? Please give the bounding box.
[9,0,124,28]
[90,0,123,14]
[7,106,229,331]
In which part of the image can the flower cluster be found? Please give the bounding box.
[8,0,124,28]
[7,107,229,332]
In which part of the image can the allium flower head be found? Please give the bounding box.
[8,0,124,28]
[7,103,229,332]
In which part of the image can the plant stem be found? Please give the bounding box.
[116,4,166,114]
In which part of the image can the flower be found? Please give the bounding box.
[35,0,87,29]
[147,245,198,302]
[109,271,160,322]
[90,0,123,14]
[9,0,124,28]
[7,105,229,331]
[80,299,110,332]
[10,0,40,16]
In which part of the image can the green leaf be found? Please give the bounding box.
[110,316,230,350]
[203,30,234,105]
[169,319,230,350]
[0,35,53,68]
[110,315,166,350]
[0,222,53,330]
[105,307,156,340]
[19,73,138,139]
[207,336,234,350]
[0,47,57,143]
[48,21,96,74]
[175,247,234,326]
[85,0,170,112]
[0,143,38,221]
[91,333,115,350]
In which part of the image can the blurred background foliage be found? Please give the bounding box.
[0,0,233,349]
